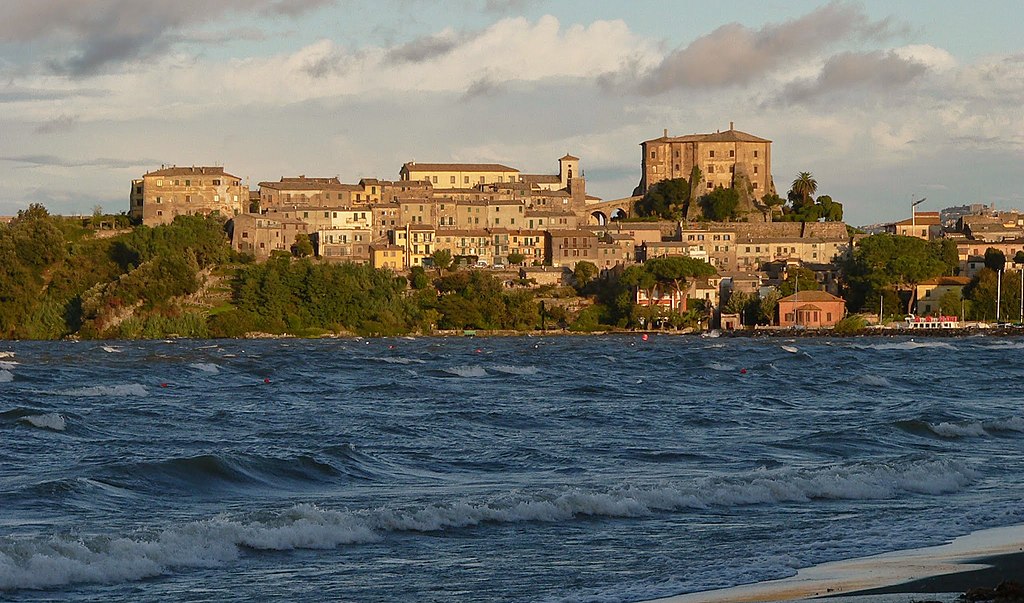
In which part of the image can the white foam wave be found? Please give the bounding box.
[0,351,13,359]
[0,370,12,383]
[781,345,799,353]
[927,417,1024,438]
[189,363,221,373]
[20,413,66,431]
[442,365,488,378]
[65,384,149,397]
[706,361,735,372]
[490,365,539,375]
[372,356,426,365]
[101,346,123,353]
[0,361,18,370]
[865,340,955,351]
[0,458,974,592]
[929,421,987,438]
[0,503,378,591]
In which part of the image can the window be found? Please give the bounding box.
[479,176,485,183]
[213,195,219,202]
[185,195,191,202]
[753,166,758,174]
[432,176,437,183]
[464,176,470,184]
[707,182,713,189]
[674,164,680,171]
[157,210,163,216]
[707,165,714,173]
[729,150,735,158]
[650,151,656,159]
[753,183,758,190]
[709,150,715,158]
[156,197,162,204]
[450,176,456,184]
[213,179,221,185]
[185,180,190,186]
[754,150,759,158]
[674,150,679,158]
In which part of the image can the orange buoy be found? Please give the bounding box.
[641,334,649,341]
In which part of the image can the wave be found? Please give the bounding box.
[64,384,149,397]
[859,340,955,351]
[101,346,123,353]
[901,417,1024,439]
[369,356,426,365]
[441,365,488,378]
[102,453,351,493]
[0,370,12,383]
[490,365,539,375]
[189,363,221,373]
[20,413,66,431]
[705,362,735,372]
[0,361,17,370]
[0,503,379,591]
[0,457,974,592]
[0,351,13,359]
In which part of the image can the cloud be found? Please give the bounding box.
[34,114,80,134]
[385,30,481,65]
[0,0,335,76]
[0,155,155,169]
[633,2,907,94]
[776,50,928,105]
[461,76,505,101]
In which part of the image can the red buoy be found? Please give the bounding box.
[642,334,649,341]
[263,377,271,384]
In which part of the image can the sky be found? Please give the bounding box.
[1,0,1022,226]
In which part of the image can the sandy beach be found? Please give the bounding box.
[646,524,1024,603]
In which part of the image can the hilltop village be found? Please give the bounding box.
[117,123,1024,333]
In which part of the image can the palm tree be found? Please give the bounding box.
[790,172,818,210]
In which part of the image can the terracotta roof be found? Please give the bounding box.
[402,162,519,172]
[643,128,771,145]
[145,166,238,178]
[560,154,579,161]
[546,229,596,237]
[779,290,845,304]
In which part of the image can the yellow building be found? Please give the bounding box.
[638,123,772,196]
[916,276,971,316]
[399,162,520,188]
[370,244,405,271]
[393,224,436,267]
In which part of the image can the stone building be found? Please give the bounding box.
[231,213,309,259]
[545,229,598,269]
[131,166,246,226]
[637,124,773,198]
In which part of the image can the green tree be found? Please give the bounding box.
[635,177,689,220]
[938,288,963,317]
[507,252,526,266]
[789,171,818,211]
[778,267,821,297]
[430,249,453,275]
[291,233,314,257]
[409,265,429,289]
[816,195,843,221]
[573,261,599,289]
[644,256,716,312]
[984,247,1006,273]
[700,186,740,221]
[843,234,958,314]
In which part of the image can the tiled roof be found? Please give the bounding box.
[402,162,519,172]
[779,290,845,304]
[644,128,771,145]
[146,166,239,178]
[560,154,579,161]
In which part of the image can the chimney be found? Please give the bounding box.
[730,121,734,130]
[663,128,668,138]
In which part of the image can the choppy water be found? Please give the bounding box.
[1,335,1023,601]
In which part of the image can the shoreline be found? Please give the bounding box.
[644,524,1024,603]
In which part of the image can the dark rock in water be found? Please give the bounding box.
[960,580,1024,602]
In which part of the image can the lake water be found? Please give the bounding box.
[2,335,1023,601]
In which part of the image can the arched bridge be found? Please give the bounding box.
[585,195,641,226]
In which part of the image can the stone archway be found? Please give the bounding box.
[590,210,608,226]
[609,208,628,221]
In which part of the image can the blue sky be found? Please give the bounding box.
[1,0,1022,225]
